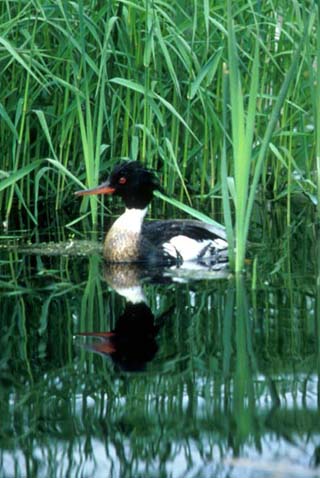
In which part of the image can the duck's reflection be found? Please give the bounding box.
[78,264,172,371]
[79,302,160,371]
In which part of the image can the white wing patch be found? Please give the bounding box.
[162,235,227,262]
[212,238,228,250]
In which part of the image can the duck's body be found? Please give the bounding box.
[76,161,228,267]
[103,207,147,262]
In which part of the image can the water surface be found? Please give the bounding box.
[0,207,319,478]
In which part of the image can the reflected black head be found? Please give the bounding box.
[108,161,160,209]
[112,302,158,371]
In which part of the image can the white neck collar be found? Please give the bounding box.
[113,207,148,233]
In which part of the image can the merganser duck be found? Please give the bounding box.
[75,161,228,266]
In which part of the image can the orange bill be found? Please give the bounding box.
[75,181,115,196]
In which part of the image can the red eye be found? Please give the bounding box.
[118,177,127,185]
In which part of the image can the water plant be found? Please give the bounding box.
[222,0,312,271]
[0,0,318,270]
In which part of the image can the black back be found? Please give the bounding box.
[142,219,226,244]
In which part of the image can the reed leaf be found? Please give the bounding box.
[221,64,235,265]
[154,190,225,230]
[316,5,320,215]
[0,103,18,140]
[45,159,85,188]
[110,77,198,141]
[0,161,42,192]
[189,48,223,100]
[225,0,310,271]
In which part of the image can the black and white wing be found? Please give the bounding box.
[142,219,228,265]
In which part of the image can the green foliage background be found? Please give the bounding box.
[0,0,318,269]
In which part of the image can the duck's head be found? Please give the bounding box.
[75,161,160,209]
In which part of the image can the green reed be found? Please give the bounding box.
[223,1,312,271]
[314,4,320,218]
[0,0,318,269]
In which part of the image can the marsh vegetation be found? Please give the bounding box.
[0,1,320,477]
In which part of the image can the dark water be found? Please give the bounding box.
[0,207,319,478]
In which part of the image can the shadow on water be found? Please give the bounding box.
[0,207,319,478]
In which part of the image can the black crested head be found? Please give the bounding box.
[107,161,160,209]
